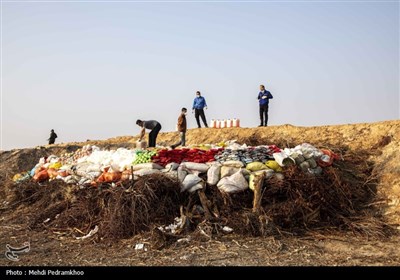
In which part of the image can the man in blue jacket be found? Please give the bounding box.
[257,84,273,127]
[192,91,208,128]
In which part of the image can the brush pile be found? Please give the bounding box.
[9,145,387,243]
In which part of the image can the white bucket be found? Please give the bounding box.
[232,118,240,127]
[210,119,216,128]
[220,119,226,128]
[136,140,147,150]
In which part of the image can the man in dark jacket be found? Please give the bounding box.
[192,91,208,128]
[136,119,162,148]
[257,84,273,127]
[171,108,187,149]
[48,129,57,145]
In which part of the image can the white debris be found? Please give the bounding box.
[222,226,233,233]
[76,225,98,240]
[135,243,144,250]
[177,237,191,243]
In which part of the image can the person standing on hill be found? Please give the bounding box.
[171,108,187,149]
[192,91,208,128]
[48,129,58,145]
[136,120,162,148]
[257,84,273,127]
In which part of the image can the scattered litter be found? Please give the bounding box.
[135,243,144,250]
[222,226,233,233]
[177,237,191,243]
[76,225,98,240]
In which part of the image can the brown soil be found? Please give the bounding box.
[1,120,399,266]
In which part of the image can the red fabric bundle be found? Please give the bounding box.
[152,148,223,166]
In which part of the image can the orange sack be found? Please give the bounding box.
[33,169,49,182]
[47,168,58,179]
[121,170,131,181]
[103,172,122,183]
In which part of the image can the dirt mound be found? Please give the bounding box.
[2,149,391,244]
[1,120,400,266]
[3,172,382,242]
[2,120,399,228]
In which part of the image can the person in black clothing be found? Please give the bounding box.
[257,84,273,127]
[48,129,58,145]
[136,119,162,148]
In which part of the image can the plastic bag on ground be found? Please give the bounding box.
[180,162,209,173]
[294,143,323,159]
[188,182,204,193]
[177,167,188,182]
[221,160,244,168]
[265,160,283,172]
[133,169,161,177]
[246,162,268,172]
[47,155,59,163]
[207,163,221,186]
[78,177,92,186]
[217,169,249,193]
[165,162,180,171]
[86,164,102,173]
[181,174,203,192]
[110,148,137,171]
[131,163,164,171]
[221,166,240,178]
[73,162,91,174]
[86,171,101,180]
[63,175,80,184]
[222,166,251,178]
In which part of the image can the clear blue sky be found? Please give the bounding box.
[1,1,399,150]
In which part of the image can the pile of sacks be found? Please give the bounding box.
[272,143,340,175]
[214,145,281,165]
[12,141,339,194]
